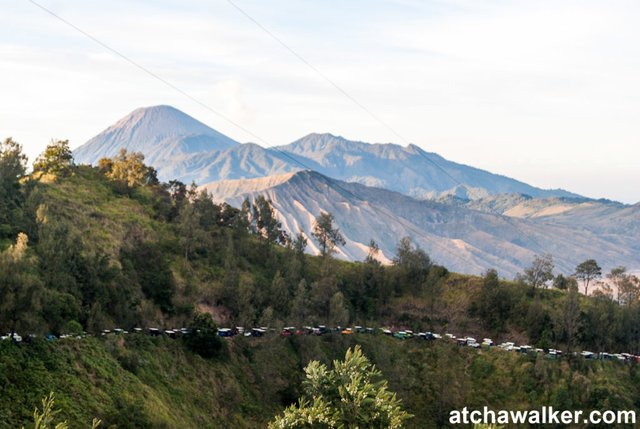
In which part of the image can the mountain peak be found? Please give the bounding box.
[74,105,239,170]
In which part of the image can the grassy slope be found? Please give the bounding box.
[32,168,169,258]
[1,335,638,429]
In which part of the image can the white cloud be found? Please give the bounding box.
[0,0,638,202]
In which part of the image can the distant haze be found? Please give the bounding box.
[2,0,640,203]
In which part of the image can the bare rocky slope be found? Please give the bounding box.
[202,170,639,277]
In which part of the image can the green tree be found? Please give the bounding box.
[269,346,411,429]
[553,274,577,291]
[575,259,602,295]
[270,271,290,316]
[0,233,42,336]
[365,239,381,265]
[392,237,431,295]
[0,137,28,238]
[606,266,638,304]
[98,148,158,188]
[285,231,308,287]
[292,231,308,255]
[556,286,581,353]
[521,254,554,290]
[618,275,640,306]
[184,312,224,358]
[176,196,206,262]
[0,137,27,179]
[311,212,345,257]
[33,139,74,177]
[475,269,511,332]
[121,241,175,313]
[393,236,431,271]
[290,279,311,326]
[237,275,257,326]
[253,195,288,246]
[310,274,339,321]
[328,291,350,326]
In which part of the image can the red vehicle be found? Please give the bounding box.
[280,327,296,337]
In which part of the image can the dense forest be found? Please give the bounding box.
[2,137,640,427]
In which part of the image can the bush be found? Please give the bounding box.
[183,312,224,359]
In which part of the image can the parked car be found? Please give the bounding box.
[251,328,266,337]
[217,328,234,337]
[280,327,296,337]
[580,351,595,360]
[393,331,409,340]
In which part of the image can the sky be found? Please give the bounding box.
[1,0,639,203]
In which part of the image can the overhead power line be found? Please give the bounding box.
[26,0,477,269]
[26,0,269,147]
[224,0,484,200]
[225,0,409,145]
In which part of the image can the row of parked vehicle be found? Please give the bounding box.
[4,325,640,363]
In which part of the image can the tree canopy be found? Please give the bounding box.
[98,149,158,188]
[33,139,74,177]
[311,212,345,257]
[574,259,602,295]
[521,254,554,290]
[0,137,28,238]
[269,346,411,429]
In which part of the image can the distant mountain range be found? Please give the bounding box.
[74,106,578,200]
[73,106,639,275]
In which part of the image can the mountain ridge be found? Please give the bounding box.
[74,106,581,200]
[274,132,581,200]
[202,170,639,276]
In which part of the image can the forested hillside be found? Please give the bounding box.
[2,138,640,427]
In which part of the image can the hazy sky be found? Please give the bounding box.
[1,0,639,203]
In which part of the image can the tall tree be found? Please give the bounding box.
[558,286,581,353]
[607,266,630,304]
[521,254,554,290]
[290,279,310,326]
[0,233,42,336]
[252,196,287,246]
[574,259,602,295]
[0,137,28,238]
[393,237,431,271]
[176,198,205,262]
[33,139,74,177]
[365,239,381,265]
[475,269,511,332]
[0,137,27,179]
[311,212,345,257]
[392,237,431,295]
[269,346,411,429]
[328,291,350,326]
[270,271,290,316]
[286,231,308,285]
